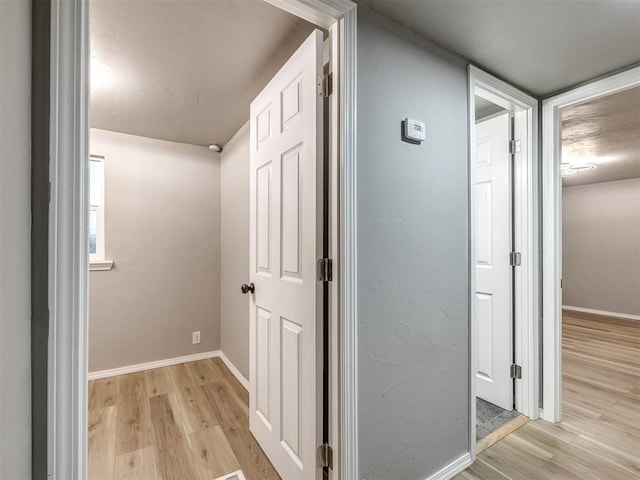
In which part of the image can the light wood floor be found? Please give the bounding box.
[88,357,281,480]
[456,311,640,479]
[90,311,638,480]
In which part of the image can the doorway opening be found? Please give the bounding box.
[469,66,539,456]
[541,65,640,424]
[86,3,327,479]
[48,0,357,478]
[559,85,640,468]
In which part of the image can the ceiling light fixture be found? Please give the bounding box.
[209,144,222,153]
[561,162,597,177]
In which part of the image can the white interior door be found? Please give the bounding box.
[475,112,514,411]
[248,30,324,480]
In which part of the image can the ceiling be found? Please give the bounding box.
[91,1,640,148]
[561,86,640,187]
[90,0,316,147]
[475,96,505,120]
[358,0,640,96]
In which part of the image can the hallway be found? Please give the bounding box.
[457,311,640,479]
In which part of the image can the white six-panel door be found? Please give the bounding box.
[475,112,514,411]
[249,30,324,480]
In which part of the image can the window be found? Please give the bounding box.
[89,155,111,269]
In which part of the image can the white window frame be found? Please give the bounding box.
[89,155,105,262]
[88,155,112,271]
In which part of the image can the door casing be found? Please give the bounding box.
[468,66,539,460]
[540,65,640,424]
[47,1,358,479]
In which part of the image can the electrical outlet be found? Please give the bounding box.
[192,331,201,345]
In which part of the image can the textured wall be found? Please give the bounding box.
[563,178,640,316]
[0,0,32,476]
[89,129,221,372]
[220,122,251,378]
[357,8,470,479]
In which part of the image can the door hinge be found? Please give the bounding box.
[317,258,333,282]
[509,139,521,155]
[510,363,522,380]
[317,73,333,98]
[510,251,521,267]
[317,443,333,469]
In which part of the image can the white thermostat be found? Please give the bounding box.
[403,118,426,143]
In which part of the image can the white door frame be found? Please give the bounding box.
[540,65,640,423]
[468,66,539,458]
[47,0,358,478]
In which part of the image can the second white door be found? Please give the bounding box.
[475,112,514,411]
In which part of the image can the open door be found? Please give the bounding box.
[247,30,324,479]
[475,112,514,411]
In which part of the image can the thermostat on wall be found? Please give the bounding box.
[402,117,426,144]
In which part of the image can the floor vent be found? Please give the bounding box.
[214,471,246,480]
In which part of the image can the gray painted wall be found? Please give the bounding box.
[0,0,32,476]
[220,122,250,379]
[357,8,470,479]
[88,129,221,372]
[563,178,640,316]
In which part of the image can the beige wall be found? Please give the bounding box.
[219,122,250,379]
[0,0,32,476]
[89,129,221,372]
[563,177,640,317]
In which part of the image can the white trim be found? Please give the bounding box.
[467,69,478,463]
[50,1,357,479]
[468,66,540,458]
[264,0,351,29]
[541,65,640,423]
[338,6,358,480]
[88,350,221,380]
[219,351,250,391]
[49,0,90,477]
[562,305,640,322]
[327,21,342,480]
[89,259,113,271]
[424,453,473,480]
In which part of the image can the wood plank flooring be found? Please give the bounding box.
[90,311,638,480]
[457,311,640,479]
[88,357,280,480]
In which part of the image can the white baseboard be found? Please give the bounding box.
[425,453,473,480]
[562,305,640,321]
[219,351,249,391]
[88,349,251,391]
[88,350,220,380]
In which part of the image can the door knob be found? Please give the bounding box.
[241,283,255,294]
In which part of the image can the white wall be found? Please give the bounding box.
[0,0,32,476]
[219,122,250,379]
[89,129,221,372]
[563,178,640,317]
